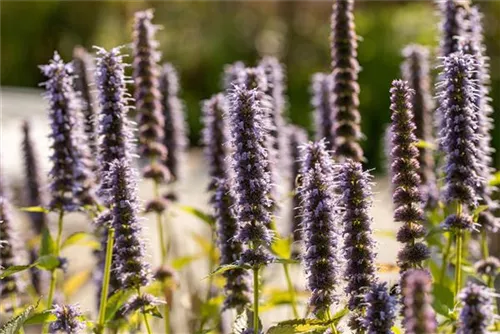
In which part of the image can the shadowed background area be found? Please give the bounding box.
[1,0,499,171]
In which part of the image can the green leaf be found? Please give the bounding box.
[416,140,435,150]
[61,232,92,249]
[178,205,215,227]
[171,254,202,270]
[0,301,38,334]
[35,255,60,271]
[233,309,262,334]
[489,172,500,187]
[0,264,33,279]
[271,236,292,260]
[40,228,55,256]
[24,311,56,325]
[204,264,248,280]
[19,206,49,213]
[391,326,402,334]
[104,289,135,322]
[273,258,300,265]
[143,305,163,319]
[432,283,454,317]
[472,205,489,222]
[266,314,347,334]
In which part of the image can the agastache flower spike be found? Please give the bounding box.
[202,93,231,196]
[21,121,47,234]
[401,45,438,209]
[0,174,25,298]
[439,0,468,58]
[402,270,437,334]
[107,159,151,289]
[437,52,481,215]
[287,125,308,243]
[389,80,429,271]
[311,73,335,152]
[160,63,187,181]
[49,304,85,334]
[94,46,135,202]
[132,9,167,165]
[363,282,397,334]
[222,61,245,91]
[299,140,342,315]
[227,84,274,266]
[40,52,94,211]
[330,0,363,162]
[73,46,99,159]
[458,283,493,334]
[338,160,377,331]
[214,178,251,311]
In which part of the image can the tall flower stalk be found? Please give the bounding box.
[330,0,363,162]
[311,73,335,151]
[389,80,429,272]
[402,269,437,334]
[227,85,274,334]
[363,282,397,334]
[337,160,377,331]
[439,0,468,58]
[298,140,341,329]
[458,283,494,333]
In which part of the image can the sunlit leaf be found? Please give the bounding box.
[0,264,33,279]
[40,228,55,256]
[266,312,347,334]
[104,289,135,322]
[19,206,49,213]
[61,232,93,249]
[63,270,92,297]
[35,255,60,271]
[432,283,454,317]
[271,236,292,260]
[489,172,500,187]
[171,254,202,270]
[178,205,215,227]
[416,140,435,150]
[0,301,39,334]
[204,264,248,280]
[24,311,56,325]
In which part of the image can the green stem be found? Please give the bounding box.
[454,230,463,300]
[253,265,260,334]
[326,308,338,334]
[440,232,453,285]
[198,230,216,332]
[481,229,489,259]
[283,263,299,318]
[153,180,167,263]
[164,303,171,334]
[42,209,64,334]
[97,228,115,333]
[137,287,153,334]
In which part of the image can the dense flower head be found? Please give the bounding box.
[21,120,47,234]
[439,0,468,57]
[299,139,342,315]
[389,79,429,271]
[107,159,151,289]
[437,52,482,208]
[337,160,377,330]
[363,282,397,334]
[40,52,95,211]
[0,177,24,297]
[311,73,335,152]
[330,0,363,162]
[458,283,493,334]
[160,63,187,181]
[94,46,135,202]
[73,46,98,159]
[222,61,245,91]
[202,93,231,195]
[214,178,251,311]
[49,304,85,334]
[401,45,438,208]
[132,9,167,163]
[118,293,165,318]
[288,125,308,242]
[474,256,500,277]
[402,269,437,334]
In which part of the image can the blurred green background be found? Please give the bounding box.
[1,1,499,171]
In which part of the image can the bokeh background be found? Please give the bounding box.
[1,0,500,171]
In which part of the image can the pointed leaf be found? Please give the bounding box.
[432,283,454,317]
[35,255,60,271]
[171,254,202,270]
[40,228,55,256]
[489,172,500,187]
[19,206,49,213]
[204,264,248,280]
[0,301,38,334]
[178,205,215,227]
[271,236,292,260]
[0,264,33,279]
[61,232,93,249]
[104,289,135,322]
[24,311,56,325]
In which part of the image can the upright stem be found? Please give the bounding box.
[137,288,153,334]
[42,209,64,334]
[326,308,339,334]
[97,228,115,333]
[481,229,489,259]
[439,232,453,285]
[253,265,260,334]
[454,230,463,300]
[153,181,167,263]
[283,263,299,318]
[198,230,216,332]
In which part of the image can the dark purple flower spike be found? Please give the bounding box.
[311,73,335,152]
[363,282,397,334]
[49,304,85,334]
[222,61,245,91]
[402,269,437,334]
[458,283,493,334]
[439,0,468,58]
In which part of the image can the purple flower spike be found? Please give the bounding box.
[160,63,187,182]
[331,0,363,162]
[222,61,245,91]
[49,304,85,334]
[132,9,167,165]
[437,52,482,210]
[363,282,397,334]
[299,140,342,315]
[227,84,274,266]
[94,46,135,203]
[389,79,429,271]
[458,283,493,334]
[439,0,468,57]
[401,45,438,209]
[21,121,47,234]
[40,52,95,211]
[214,178,251,311]
[287,125,308,242]
[107,159,151,289]
[311,73,335,152]
[338,160,377,331]
[202,93,231,196]
[402,269,437,334]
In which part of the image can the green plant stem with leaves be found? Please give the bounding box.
[326,308,339,334]
[96,227,115,334]
[283,263,299,318]
[440,232,453,285]
[42,209,64,334]
[137,287,153,334]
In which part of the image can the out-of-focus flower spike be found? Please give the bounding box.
[49,304,86,334]
[311,73,335,152]
[458,283,494,334]
[363,282,397,334]
[438,0,469,58]
[402,269,437,334]
[222,61,245,91]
